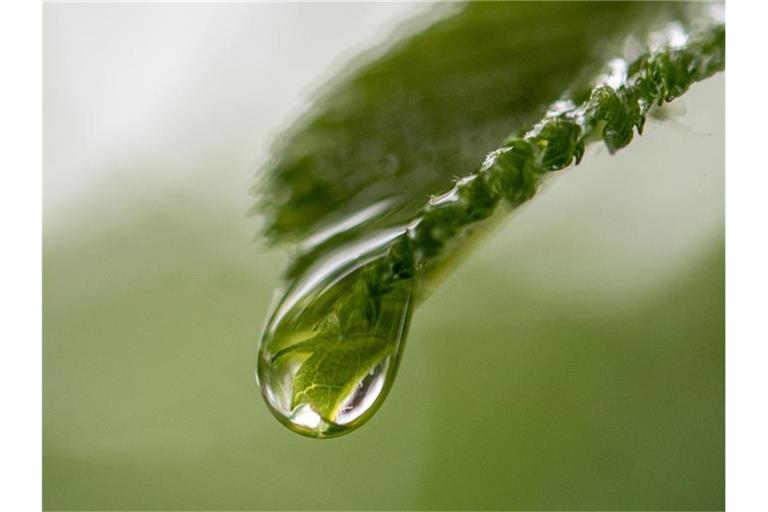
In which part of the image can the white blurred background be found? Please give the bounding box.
[44,2,429,225]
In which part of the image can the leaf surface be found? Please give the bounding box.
[256,2,696,247]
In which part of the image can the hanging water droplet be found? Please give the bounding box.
[256,229,414,438]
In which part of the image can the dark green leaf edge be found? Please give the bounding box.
[353,21,725,298]
[253,3,687,246]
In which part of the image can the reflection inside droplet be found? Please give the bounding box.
[256,230,414,438]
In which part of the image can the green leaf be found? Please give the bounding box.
[255,1,703,247]
[254,1,725,437]
[266,273,395,421]
[287,335,391,420]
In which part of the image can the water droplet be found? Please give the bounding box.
[256,229,414,438]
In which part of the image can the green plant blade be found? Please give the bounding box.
[257,2,704,246]
[255,1,724,438]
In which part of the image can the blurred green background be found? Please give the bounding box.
[43,3,723,510]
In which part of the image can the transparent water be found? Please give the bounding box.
[256,228,415,437]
